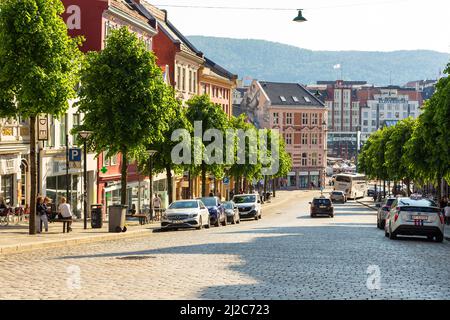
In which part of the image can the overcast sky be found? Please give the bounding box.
[149,0,450,53]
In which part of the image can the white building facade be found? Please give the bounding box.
[361,88,420,142]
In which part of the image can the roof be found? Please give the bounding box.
[110,0,155,29]
[317,80,367,86]
[204,57,237,81]
[141,2,203,58]
[258,81,325,107]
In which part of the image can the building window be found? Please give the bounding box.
[302,113,308,125]
[72,114,81,145]
[273,113,279,125]
[301,153,308,166]
[285,133,292,145]
[182,68,186,91]
[311,153,318,166]
[311,113,318,125]
[176,66,181,90]
[188,70,192,92]
[59,114,67,146]
[311,133,318,145]
[104,152,117,166]
[301,133,308,145]
[286,113,292,125]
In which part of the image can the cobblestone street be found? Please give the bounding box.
[1,190,449,300]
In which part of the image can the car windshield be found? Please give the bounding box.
[398,198,437,207]
[222,202,234,209]
[198,197,217,207]
[385,198,395,206]
[313,199,331,206]
[335,176,351,183]
[332,191,343,195]
[168,201,198,209]
[233,195,256,203]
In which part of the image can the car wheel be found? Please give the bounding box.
[385,229,389,237]
[389,226,397,240]
[330,214,334,218]
[222,216,227,226]
[231,215,236,225]
[435,234,444,243]
[196,217,203,230]
[205,219,210,229]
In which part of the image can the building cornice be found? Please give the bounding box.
[108,6,157,36]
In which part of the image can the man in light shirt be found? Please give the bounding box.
[58,197,73,232]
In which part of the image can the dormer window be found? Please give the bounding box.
[292,96,299,102]
[280,96,286,102]
[304,96,311,103]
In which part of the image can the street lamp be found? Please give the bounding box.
[293,9,307,22]
[79,131,93,230]
[147,150,157,220]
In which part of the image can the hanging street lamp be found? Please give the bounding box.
[293,9,307,22]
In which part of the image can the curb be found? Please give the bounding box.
[0,226,158,256]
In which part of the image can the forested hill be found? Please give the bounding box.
[187,36,449,85]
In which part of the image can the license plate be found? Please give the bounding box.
[412,215,428,220]
[320,206,326,209]
[172,220,183,224]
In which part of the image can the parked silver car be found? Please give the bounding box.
[330,190,347,203]
[222,201,240,224]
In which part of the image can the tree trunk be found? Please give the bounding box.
[264,176,268,194]
[29,116,37,235]
[166,165,173,204]
[272,178,276,197]
[437,175,442,204]
[234,174,239,194]
[201,162,207,197]
[120,150,128,206]
[383,180,386,199]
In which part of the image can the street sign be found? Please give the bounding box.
[223,177,230,185]
[69,148,82,162]
[38,115,48,141]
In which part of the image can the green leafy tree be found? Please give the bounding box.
[228,115,262,193]
[385,117,416,195]
[76,27,167,205]
[185,95,229,197]
[0,0,82,234]
[137,86,191,204]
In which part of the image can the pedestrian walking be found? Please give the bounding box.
[36,196,48,233]
[444,201,450,226]
[153,193,161,220]
[58,197,73,232]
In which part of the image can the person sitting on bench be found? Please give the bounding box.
[58,197,73,232]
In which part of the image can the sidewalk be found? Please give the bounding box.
[0,190,305,255]
[357,197,450,241]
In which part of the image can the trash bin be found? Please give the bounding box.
[108,205,127,233]
[91,204,103,229]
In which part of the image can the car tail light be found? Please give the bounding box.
[394,213,399,222]
[439,213,444,224]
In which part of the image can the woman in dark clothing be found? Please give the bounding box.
[36,196,48,233]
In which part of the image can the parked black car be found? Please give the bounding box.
[198,197,227,227]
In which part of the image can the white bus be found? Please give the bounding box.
[334,173,367,199]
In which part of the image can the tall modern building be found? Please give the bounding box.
[308,80,369,160]
[361,87,422,142]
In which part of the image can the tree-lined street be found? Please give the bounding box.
[1,191,449,300]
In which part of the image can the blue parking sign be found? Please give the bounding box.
[69,148,82,162]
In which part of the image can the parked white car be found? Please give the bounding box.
[232,194,262,220]
[385,196,444,242]
[161,200,210,230]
